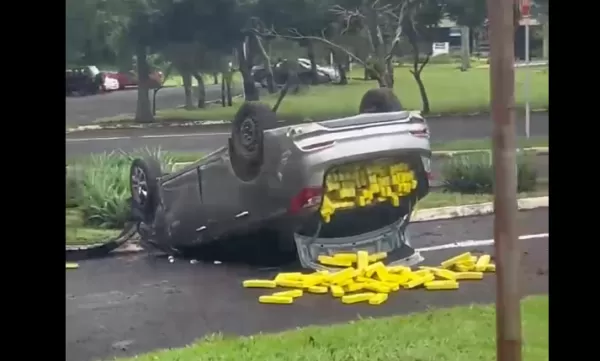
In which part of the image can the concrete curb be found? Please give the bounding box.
[411,196,548,223]
[66,196,549,253]
[66,109,549,134]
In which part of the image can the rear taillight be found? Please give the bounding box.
[421,156,432,180]
[409,127,429,138]
[289,187,323,214]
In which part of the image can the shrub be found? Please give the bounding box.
[69,147,178,229]
[441,152,538,194]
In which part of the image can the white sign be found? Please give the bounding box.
[432,42,450,57]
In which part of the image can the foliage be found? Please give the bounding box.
[441,153,538,194]
[68,148,177,229]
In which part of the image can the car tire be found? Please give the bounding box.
[230,102,277,181]
[130,157,162,221]
[359,88,403,113]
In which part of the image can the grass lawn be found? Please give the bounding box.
[101,64,548,124]
[66,208,120,245]
[115,295,548,361]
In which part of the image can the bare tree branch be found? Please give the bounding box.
[253,26,368,67]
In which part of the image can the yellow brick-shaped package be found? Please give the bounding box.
[243,280,277,288]
[259,295,294,304]
[341,292,376,304]
[272,290,304,298]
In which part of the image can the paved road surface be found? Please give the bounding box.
[65,85,226,127]
[66,112,548,157]
[66,208,549,361]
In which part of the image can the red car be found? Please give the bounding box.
[105,70,164,90]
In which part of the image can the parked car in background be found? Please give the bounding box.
[102,76,120,91]
[65,66,104,95]
[297,58,341,83]
[252,58,340,88]
[105,70,164,89]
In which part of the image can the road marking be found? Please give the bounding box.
[66,136,130,142]
[66,132,229,143]
[416,232,549,253]
[140,132,228,139]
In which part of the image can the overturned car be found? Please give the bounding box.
[130,88,432,270]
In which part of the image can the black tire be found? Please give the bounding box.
[358,88,403,113]
[130,157,162,221]
[230,102,277,180]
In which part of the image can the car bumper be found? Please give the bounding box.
[293,213,423,271]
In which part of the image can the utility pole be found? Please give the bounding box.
[486,0,522,361]
[522,0,532,138]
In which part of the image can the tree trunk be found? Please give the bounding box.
[253,34,276,93]
[221,73,226,107]
[213,72,219,85]
[181,69,194,110]
[193,73,206,108]
[460,26,471,71]
[134,45,154,123]
[333,51,348,85]
[236,40,259,101]
[306,40,319,85]
[411,70,430,114]
[226,75,233,106]
[385,58,394,87]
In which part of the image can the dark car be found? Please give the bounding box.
[65,66,105,95]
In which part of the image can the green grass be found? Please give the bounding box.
[115,295,548,361]
[66,208,120,245]
[99,64,548,124]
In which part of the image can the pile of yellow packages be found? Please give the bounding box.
[243,251,495,305]
[320,161,418,223]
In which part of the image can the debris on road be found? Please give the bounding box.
[66,263,79,270]
[242,251,495,305]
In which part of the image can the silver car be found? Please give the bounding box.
[130,88,432,270]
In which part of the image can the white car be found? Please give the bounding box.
[102,76,120,92]
[297,58,341,83]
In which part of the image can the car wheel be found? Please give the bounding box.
[358,88,403,113]
[130,157,162,221]
[230,102,277,181]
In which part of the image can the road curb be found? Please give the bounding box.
[66,109,549,134]
[65,196,549,253]
[411,196,548,223]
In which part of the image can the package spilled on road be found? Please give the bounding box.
[243,251,495,305]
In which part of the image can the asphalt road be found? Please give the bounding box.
[65,112,549,157]
[66,208,549,361]
[65,85,226,127]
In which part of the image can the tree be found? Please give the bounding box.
[402,0,443,113]
[93,0,172,123]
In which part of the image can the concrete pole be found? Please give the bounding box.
[486,0,523,360]
[525,20,531,138]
